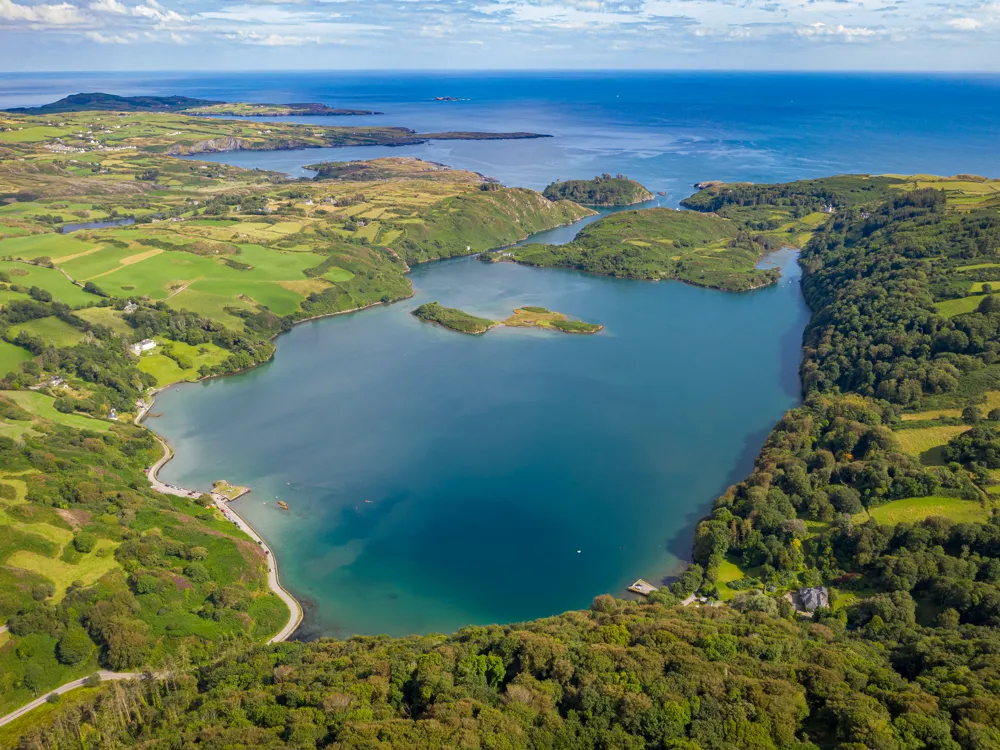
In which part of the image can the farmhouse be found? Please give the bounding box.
[798,586,830,612]
[130,338,156,356]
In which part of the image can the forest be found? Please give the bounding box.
[541,174,654,206]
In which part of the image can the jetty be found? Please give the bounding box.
[213,480,250,502]
[627,579,659,596]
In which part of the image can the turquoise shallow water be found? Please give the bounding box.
[150,248,809,638]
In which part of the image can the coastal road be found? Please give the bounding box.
[211,495,303,643]
[0,672,145,728]
[144,430,302,643]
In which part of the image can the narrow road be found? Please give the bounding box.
[210,494,303,644]
[0,672,143,728]
[144,432,302,643]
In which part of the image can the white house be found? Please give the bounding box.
[130,339,156,356]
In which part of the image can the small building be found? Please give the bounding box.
[130,339,156,356]
[799,586,829,612]
[107,408,118,422]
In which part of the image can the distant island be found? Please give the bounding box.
[412,302,497,334]
[413,302,601,335]
[5,92,381,117]
[434,97,470,102]
[542,174,654,207]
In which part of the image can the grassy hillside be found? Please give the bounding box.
[396,187,593,263]
[498,207,780,291]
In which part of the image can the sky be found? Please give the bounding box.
[0,0,999,71]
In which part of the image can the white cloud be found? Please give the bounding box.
[947,17,982,30]
[133,1,184,24]
[797,22,882,39]
[226,29,319,44]
[89,0,128,14]
[0,0,85,25]
[86,29,137,41]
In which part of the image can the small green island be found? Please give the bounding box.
[542,174,654,206]
[503,306,602,333]
[487,207,781,291]
[412,302,497,334]
[413,303,601,335]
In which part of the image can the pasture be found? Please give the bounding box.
[2,391,112,432]
[935,295,983,318]
[0,340,32,377]
[893,424,970,464]
[9,316,86,347]
[0,260,100,307]
[857,496,990,526]
[6,539,119,601]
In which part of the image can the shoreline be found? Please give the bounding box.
[138,414,303,644]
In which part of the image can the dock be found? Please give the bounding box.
[212,480,250,502]
[627,579,659,596]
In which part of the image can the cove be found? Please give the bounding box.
[149,246,809,639]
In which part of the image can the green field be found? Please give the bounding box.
[137,340,232,386]
[1,391,111,432]
[0,260,99,307]
[935,295,984,318]
[893,424,969,464]
[857,496,990,526]
[6,539,119,601]
[9,316,86,347]
[0,340,32,377]
[72,306,134,336]
[0,232,99,261]
[716,557,749,601]
[54,240,324,321]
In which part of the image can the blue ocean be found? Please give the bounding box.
[2,71,998,198]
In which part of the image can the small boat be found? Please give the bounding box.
[277,501,289,510]
[364,499,372,504]
[657,191,666,196]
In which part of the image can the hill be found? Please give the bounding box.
[494,206,780,290]
[542,174,654,206]
[4,93,380,117]
[5,93,220,114]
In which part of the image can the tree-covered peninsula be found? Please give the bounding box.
[492,207,781,291]
[5,99,1000,747]
[542,174,654,206]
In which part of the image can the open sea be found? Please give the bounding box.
[4,72,998,638]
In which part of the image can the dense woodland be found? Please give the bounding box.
[4,117,1000,748]
[541,174,654,206]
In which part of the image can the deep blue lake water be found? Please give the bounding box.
[5,72,997,637]
[149,248,809,638]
